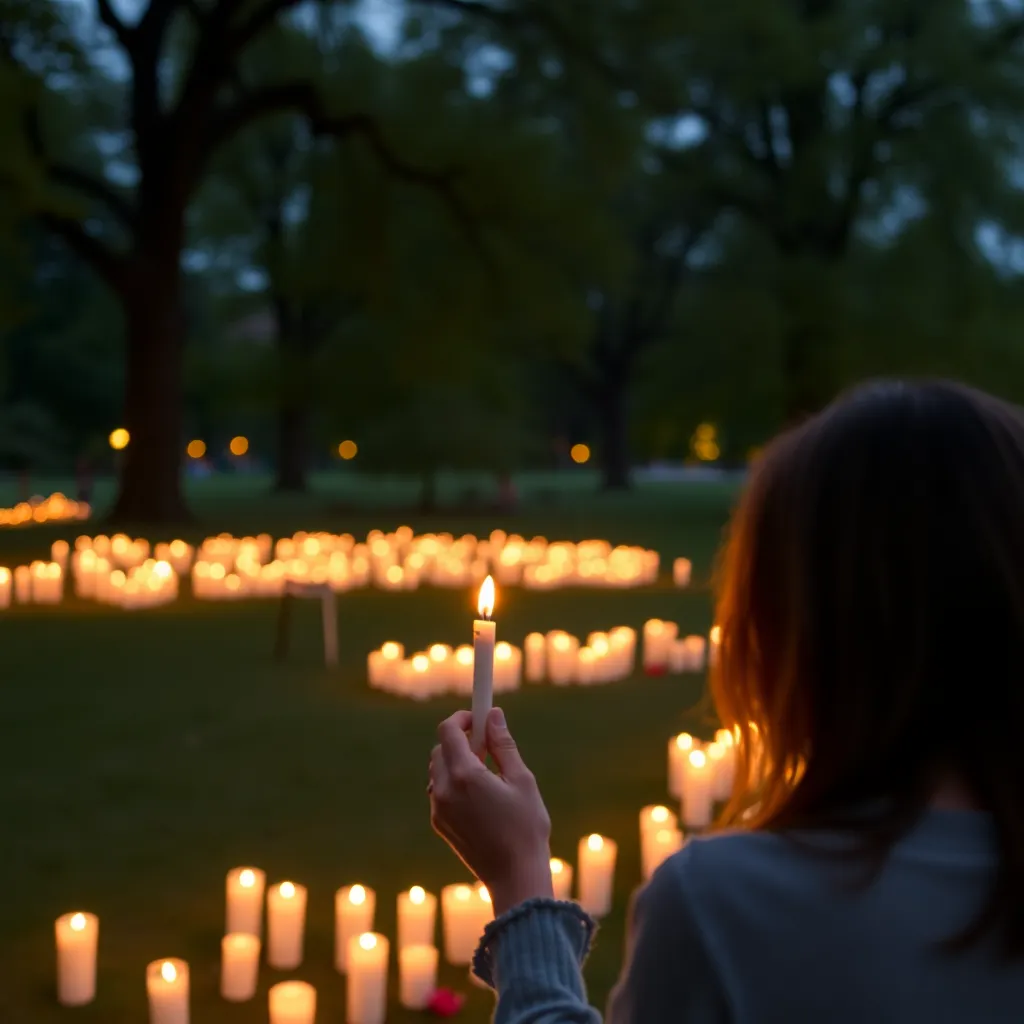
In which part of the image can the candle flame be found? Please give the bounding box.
[359,932,377,951]
[710,624,722,644]
[161,962,177,983]
[382,642,401,660]
[409,886,426,905]
[455,885,471,901]
[280,882,296,899]
[689,749,707,770]
[550,858,564,875]
[349,885,366,906]
[239,869,256,889]
[478,886,491,903]
[675,733,694,751]
[477,575,495,618]
[70,913,86,932]
[587,834,604,852]
[651,806,670,823]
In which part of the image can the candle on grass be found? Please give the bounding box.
[550,858,573,901]
[639,803,678,869]
[400,944,439,1010]
[269,980,316,1024]
[398,885,437,950]
[524,632,546,682]
[147,959,189,1024]
[577,834,617,918]
[267,881,307,969]
[681,749,715,829]
[335,884,376,972]
[471,575,496,754]
[55,911,98,1006]
[668,733,697,798]
[226,866,265,937]
[347,932,389,1024]
[642,827,684,881]
[221,933,260,1002]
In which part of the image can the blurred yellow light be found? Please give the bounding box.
[358,933,377,951]
[109,428,130,451]
[229,436,249,456]
[651,806,670,824]
[239,869,256,889]
[186,439,206,459]
[70,913,86,932]
[550,858,564,875]
[587,834,604,852]
[280,882,296,899]
[161,962,177,983]
[570,443,591,465]
[349,885,366,906]
[338,440,358,460]
[455,885,471,901]
[409,886,426,905]
[381,642,401,660]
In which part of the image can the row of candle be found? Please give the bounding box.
[368,641,523,699]
[669,728,738,828]
[0,561,63,605]
[0,492,89,527]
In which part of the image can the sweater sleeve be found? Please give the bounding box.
[472,847,731,1024]
[473,899,600,1024]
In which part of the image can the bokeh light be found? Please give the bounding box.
[570,443,591,464]
[691,423,720,462]
[229,436,249,456]
[108,428,130,451]
[186,439,206,459]
[338,440,358,460]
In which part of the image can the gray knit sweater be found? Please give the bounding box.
[473,809,1024,1023]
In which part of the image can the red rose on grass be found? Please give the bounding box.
[427,988,466,1016]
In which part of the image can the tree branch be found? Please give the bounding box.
[204,81,492,270]
[36,212,128,294]
[228,0,305,53]
[95,0,135,51]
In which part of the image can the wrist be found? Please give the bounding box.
[488,853,555,917]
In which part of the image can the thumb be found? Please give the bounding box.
[486,708,529,780]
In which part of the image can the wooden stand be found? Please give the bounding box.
[274,582,338,666]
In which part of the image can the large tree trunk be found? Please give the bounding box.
[596,369,631,491]
[108,259,190,524]
[274,403,308,492]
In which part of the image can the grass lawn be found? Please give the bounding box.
[0,474,739,1023]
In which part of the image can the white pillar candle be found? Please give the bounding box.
[642,827,684,881]
[705,741,733,802]
[14,565,30,603]
[493,641,521,692]
[639,804,678,844]
[681,749,715,829]
[267,881,307,969]
[146,959,189,1024]
[471,575,496,754]
[335,884,376,971]
[225,866,265,937]
[709,625,722,667]
[269,980,316,1024]
[547,631,579,685]
[347,932,389,1024]
[668,733,698,798]
[550,858,573,901]
[441,884,481,965]
[577,834,617,918]
[524,632,545,682]
[0,567,11,608]
[399,944,439,1010]
[55,912,98,1006]
[398,885,437,950]
[428,643,453,692]
[673,557,692,586]
[220,933,260,1002]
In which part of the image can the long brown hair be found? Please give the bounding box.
[713,380,1024,954]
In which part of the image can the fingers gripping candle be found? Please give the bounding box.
[471,575,496,754]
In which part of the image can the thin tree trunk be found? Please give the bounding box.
[596,370,631,491]
[108,264,190,523]
[274,403,308,492]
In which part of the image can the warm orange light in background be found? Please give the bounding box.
[186,439,206,459]
[108,428,130,451]
[691,423,720,462]
[570,443,591,464]
[338,440,358,460]
[229,436,249,456]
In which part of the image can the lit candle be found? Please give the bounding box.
[220,933,260,1002]
[225,866,265,937]
[441,884,481,965]
[642,827,683,881]
[347,932,389,1024]
[547,631,579,684]
[673,557,692,587]
[550,858,573,901]
[267,881,307,969]
[398,885,437,950]
[400,944,439,1010]
[639,804,678,845]
[0,567,10,608]
[335,884,376,972]
[577,834,617,918]
[146,959,189,1024]
[709,624,722,667]
[269,980,316,1024]
[712,729,737,800]
[55,911,98,1006]
[471,575,496,754]
[681,749,714,829]
[524,632,546,682]
[668,733,698,798]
